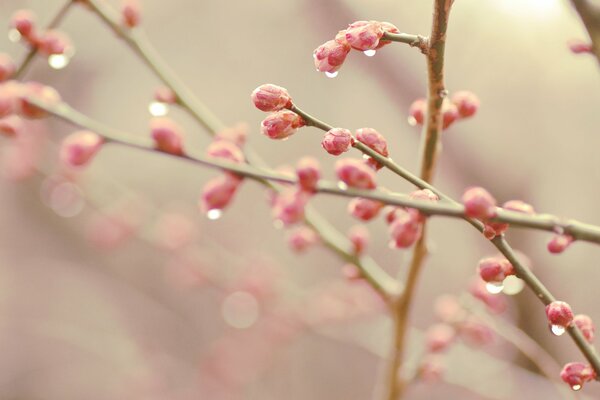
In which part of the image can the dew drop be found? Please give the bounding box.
[8,29,21,43]
[551,324,566,336]
[337,181,348,190]
[485,281,504,294]
[48,54,70,70]
[206,209,222,220]
[407,116,417,126]
[221,290,260,329]
[325,71,338,78]
[571,384,582,391]
[502,275,525,295]
[363,49,376,57]
[148,101,169,117]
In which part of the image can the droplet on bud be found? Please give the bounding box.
[8,29,21,43]
[551,324,567,336]
[337,181,348,190]
[363,49,376,57]
[48,54,70,70]
[325,71,339,78]
[407,116,417,126]
[571,384,582,391]
[485,281,504,294]
[148,101,169,117]
[206,208,222,220]
[502,275,525,295]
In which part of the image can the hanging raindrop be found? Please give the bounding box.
[48,54,70,70]
[325,71,338,78]
[206,209,222,220]
[550,324,566,336]
[571,384,582,391]
[148,101,169,117]
[8,29,21,43]
[363,49,376,57]
[502,275,525,295]
[485,281,504,294]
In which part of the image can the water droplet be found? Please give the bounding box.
[485,281,504,294]
[571,384,582,391]
[407,116,417,126]
[363,49,376,57]
[48,54,70,70]
[148,101,169,117]
[8,29,21,43]
[502,275,525,295]
[325,71,338,78]
[337,181,348,190]
[206,209,222,220]
[551,324,566,336]
[221,290,260,329]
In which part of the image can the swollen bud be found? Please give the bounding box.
[261,110,304,140]
[150,117,184,155]
[462,186,497,220]
[451,91,480,119]
[121,0,142,28]
[546,301,574,329]
[322,128,354,156]
[59,130,103,168]
[251,84,292,112]
[335,158,377,189]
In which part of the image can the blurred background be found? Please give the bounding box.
[1,0,600,399]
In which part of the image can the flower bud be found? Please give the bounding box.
[261,110,304,140]
[0,54,16,82]
[322,128,353,155]
[574,314,595,343]
[451,91,480,119]
[546,301,574,328]
[345,21,384,51]
[462,186,497,220]
[59,130,103,168]
[548,234,574,254]
[560,362,596,391]
[408,98,427,126]
[122,0,142,28]
[335,158,377,189]
[251,84,292,112]
[150,117,184,155]
[272,188,309,226]
[19,82,62,119]
[0,115,23,137]
[348,225,369,255]
[478,257,512,283]
[348,197,384,221]
[388,208,421,248]
[206,139,245,163]
[215,122,248,147]
[313,39,351,73]
[154,86,176,104]
[287,226,319,253]
[568,39,593,55]
[375,22,400,49]
[296,156,320,192]
[11,9,37,41]
[442,100,459,129]
[0,81,22,118]
[199,174,242,213]
[38,30,72,56]
[425,324,455,353]
[355,127,388,156]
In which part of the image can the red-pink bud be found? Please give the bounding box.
[206,139,245,163]
[335,158,377,190]
[483,220,509,240]
[451,91,480,119]
[442,100,459,129]
[261,110,304,140]
[434,295,466,322]
[355,127,388,157]
[11,9,37,41]
[122,0,142,28]
[154,86,176,104]
[546,301,574,328]
[478,257,512,283]
[215,122,248,147]
[574,314,595,343]
[462,186,497,220]
[375,22,400,49]
[348,225,369,255]
[459,318,494,347]
[251,84,292,112]
[348,197,384,221]
[408,98,427,126]
[199,175,242,214]
[59,130,103,168]
[296,156,320,192]
[503,200,535,215]
[0,81,21,118]
[19,82,61,119]
[0,115,23,137]
[150,117,185,155]
[548,234,574,254]
[408,189,439,222]
[313,39,351,74]
[568,39,593,55]
[560,362,596,390]
[388,208,421,248]
[345,21,384,51]
[0,54,16,82]
[287,226,319,253]
[272,188,309,226]
[425,323,455,353]
[38,30,72,56]
[322,128,354,155]
[342,264,362,281]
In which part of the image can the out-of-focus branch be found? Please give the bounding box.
[570,0,600,64]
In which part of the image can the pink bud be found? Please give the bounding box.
[342,264,362,281]
[38,30,72,56]
[375,22,400,49]
[251,84,292,112]
[568,39,593,54]
[503,200,535,215]
[11,9,37,41]
[546,301,574,328]
[0,54,16,82]
[287,226,318,253]
[408,188,439,222]
[122,0,142,28]
[408,98,427,126]
[348,197,384,221]
[335,158,377,190]
[560,362,596,390]
[442,100,459,129]
[355,127,388,157]
[199,174,242,213]
[483,220,508,240]
[313,39,351,73]
[478,257,512,283]
[150,117,184,155]
[574,314,595,343]
[0,81,21,118]
[272,188,309,226]
[419,356,445,382]
[19,82,62,119]
[388,208,421,248]
[154,86,176,104]
[345,21,384,51]
[548,234,574,254]
[462,186,497,220]
[434,295,466,322]
[206,139,245,163]
[426,324,456,353]
[451,91,480,119]
[260,110,304,140]
[322,128,354,155]
[348,225,369,255]
[0,115,23,137]
[459,318,494,347]
[59,130,103,168]
[215,122,248,147]
[296,156,320,192]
